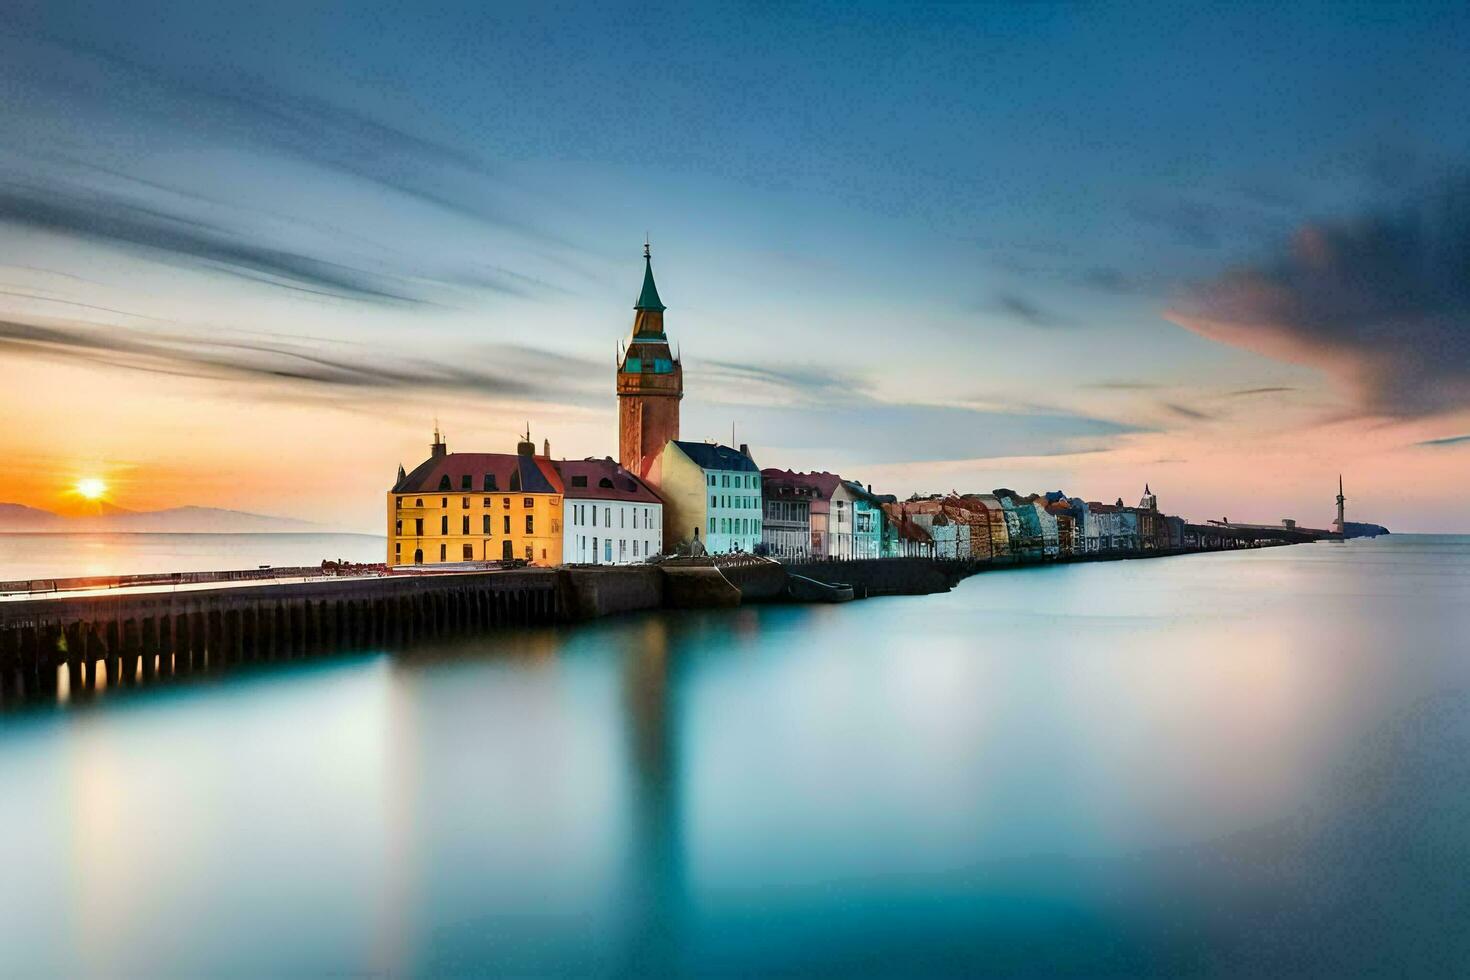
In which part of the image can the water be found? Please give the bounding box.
[0,532,386,580]
[1,535,1468,976]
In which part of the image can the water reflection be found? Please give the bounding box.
[1,537,1468,975]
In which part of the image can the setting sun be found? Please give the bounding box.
[75,478,107,500]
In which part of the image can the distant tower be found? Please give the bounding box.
[1139,483,1158,511]
[1335,474,1346,534]
[617,240,682,478]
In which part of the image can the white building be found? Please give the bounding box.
[557,458,663,564]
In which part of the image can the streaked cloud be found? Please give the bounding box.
[995,291,1072,328]
[1169,175,1470,418]
[1228,386,1296,397]
[0,317,602,405]
[1160,402,1216,421]
[1416,433,1470,447]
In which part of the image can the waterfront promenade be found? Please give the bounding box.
[0,521,1309,707]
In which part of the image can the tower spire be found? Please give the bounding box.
[636,239,666,313]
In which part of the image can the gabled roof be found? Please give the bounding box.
[555,457,662,503]
[673,440,759,472]
[636,256,665,312]
[395,452,562,495]
[760,468,844,499]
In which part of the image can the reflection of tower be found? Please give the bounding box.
[617,241,683,479]
[620,618,684,971]
[1335,474,1346,534]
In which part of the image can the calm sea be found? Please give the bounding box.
[1,534,1468,976]
[0,531,386,580]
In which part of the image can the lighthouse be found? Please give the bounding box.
[1334,475,1346,535]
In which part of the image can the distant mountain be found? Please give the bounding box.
[0,503,323,533]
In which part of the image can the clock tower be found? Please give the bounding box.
[617,242,682,478]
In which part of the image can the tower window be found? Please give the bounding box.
[624,356,642,372]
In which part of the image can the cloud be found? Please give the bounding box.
[692,360,871,407]
[0,183,428,304]
[1160,401,1216,421]
[1228,386,1296,397]
[995,292,1071,328]
[1083,380,1162,391]
[0,317,603,406]
[1168,175,1470,417]
[1416,434,1470,447]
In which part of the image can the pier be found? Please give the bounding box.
[0,522,1318,707]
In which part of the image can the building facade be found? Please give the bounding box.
[389,429,564,567]
[760,470,816,559]
[651,440,762,554]
[558,457,663,564]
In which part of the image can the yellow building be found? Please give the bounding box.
[387,430,564,567]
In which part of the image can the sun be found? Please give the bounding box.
[75,478,108,500]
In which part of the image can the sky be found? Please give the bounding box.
[0,1,1467,532]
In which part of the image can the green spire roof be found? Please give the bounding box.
[635,247,666,312]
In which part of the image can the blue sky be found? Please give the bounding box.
[1,2,1467,529]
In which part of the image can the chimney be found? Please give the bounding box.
[517,423,535,457]
[543,438,550,458]
[739,443,750,458]
[431,425,447,459]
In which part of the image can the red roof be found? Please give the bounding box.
[396,452,562,495]
[761,468,845,500]
[555,458,662,503]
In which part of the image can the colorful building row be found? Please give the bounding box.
[386,244,1202,570]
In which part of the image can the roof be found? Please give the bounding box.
[636,255,665,312]
[395,452,562,495]
[843,480,897,506]
[673,440,759,472]
[555,457,662,504]
[760,468,844,499]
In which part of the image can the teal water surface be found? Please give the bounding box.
[1,535,1468,976]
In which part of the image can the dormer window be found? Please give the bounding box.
[438,475,451,492]
[598,477,614,489]
[484,473,497,491]
[572,475,588,488]
[509,470,521,492]
[461,474,472,491]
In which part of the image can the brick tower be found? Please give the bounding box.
[617,241,682,478]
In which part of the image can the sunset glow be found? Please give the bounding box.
[75,478,107,501]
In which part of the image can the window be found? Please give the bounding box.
[395,497,402,509]
[483,514,491,534]
[711,495,717,509]
[620,509,625,528]
[440,516,448,534]
[593,536,599,561]
[525,545,534,561]
[722,475,729,488]
[708,474,716,486]
[604,507,611,526]
[441,498,448,508]
[550,519,560,533]
[438,475,451,491]
[462,516,470,534]
[439,544,446,561]
[484,473,497,491]
[462,497,469,508]
[462,544,473,560]
[523,497,534,508]
[415,518,424,536]
[394,542,401,555]
[415,498,423,507]
[633,541,639,558]
[592,507,597,527]
[483,498,491,507]
[395,519,402,535]
[503,515,510,533]
[709,518,715,535]
[572,475,588,487]
[624,356,642,372]
[604,539,613,562]
[525,515,534,534]
[598,477,614,489]
[503,497,510,508]
[461,474,472,491]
